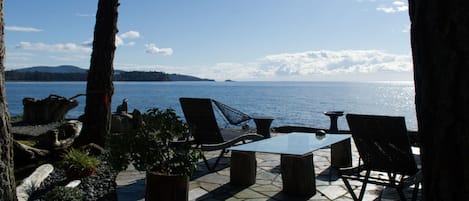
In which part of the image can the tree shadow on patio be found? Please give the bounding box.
[195,183,249,200]
[191,157,231,180]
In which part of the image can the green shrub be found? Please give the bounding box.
[46,186,83,201]
[109,108,202,176]
[61,148,100,171]
[10,115,22,123]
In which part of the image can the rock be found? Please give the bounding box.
[111,113,134,133]
[16,164,54,201]
[111,109,144,133]
[65,180,81,188]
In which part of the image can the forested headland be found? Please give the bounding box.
[6,65,214,82]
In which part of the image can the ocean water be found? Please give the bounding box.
[5,81,417,130]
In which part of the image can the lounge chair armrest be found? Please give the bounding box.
[201,133,263,151]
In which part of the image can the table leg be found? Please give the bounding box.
[280,154,316,197]
[230,151,256,185]
[331,139,352,168]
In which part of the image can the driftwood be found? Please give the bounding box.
[16,164,54,201]
[13,141,50,166]
[14,120,82,165]
[22,94,82,124]
[36,120,82,150]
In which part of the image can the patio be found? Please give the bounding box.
[115,133,420,201]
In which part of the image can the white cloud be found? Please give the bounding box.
[15,41,91,53]
[144,43,173,56]
[196,50,411,81]
[259,50,411,75]
[116,31,141,47]
[6,26,43,32]
[132,50,411,81]
[377,1,408,13]
[120,31,140,39]
[49,55,88,62]
[356,0,377,2]
[76,13,95,17]
[81,38,93,47]
[402,24,410,33]
[393,1,405,6]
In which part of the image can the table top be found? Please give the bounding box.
[228,132,351,156]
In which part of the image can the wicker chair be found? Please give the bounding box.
[339,114,422,201]
[179,97,263,171]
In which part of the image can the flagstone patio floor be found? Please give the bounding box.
[115,133,420,201]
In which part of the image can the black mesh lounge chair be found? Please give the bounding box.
[179,97,263,171]
[339,114,422,201]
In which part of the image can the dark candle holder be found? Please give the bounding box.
[324,111,352,168]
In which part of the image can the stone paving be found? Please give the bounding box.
[115,134,420,201]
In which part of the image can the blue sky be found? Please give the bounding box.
[5,0,412,81]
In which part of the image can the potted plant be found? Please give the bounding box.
[110,108,201,201]
[60,148,101,179]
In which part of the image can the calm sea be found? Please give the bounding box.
[5,81,417,130]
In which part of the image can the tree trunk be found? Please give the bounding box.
[76,0,119,147]
[409,0,469,200]
[0,0,17,200]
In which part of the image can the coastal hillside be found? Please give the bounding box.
[6,65,214,82]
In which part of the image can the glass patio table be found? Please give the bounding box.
[228,132,351,197]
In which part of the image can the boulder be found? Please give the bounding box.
[111,109,144,133]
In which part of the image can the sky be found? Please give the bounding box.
[4,0,412,81]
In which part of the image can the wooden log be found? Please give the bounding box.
[281,154,316,197]
[36,120,82,150]
[16,164,54,201]
[230,151,256,186]
[13,140,50,165]
[22,94,79,124]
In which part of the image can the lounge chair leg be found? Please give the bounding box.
[210,150,225,171]
[411,182,420,201]
[202,154,214,172]
[203,150,226,172]
[342,177,359,201]
[397,188,407,201]
[357,170,371,201]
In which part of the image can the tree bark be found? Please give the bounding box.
[409,0,469,200]
[0,0,17,200]
[76,0,119,147]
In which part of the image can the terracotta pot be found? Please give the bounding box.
[145,171,189,201]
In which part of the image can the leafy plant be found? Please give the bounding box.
[46,186,83,201]
[110,108,201,176]
[60,148,100,178]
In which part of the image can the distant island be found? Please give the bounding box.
[6,65,214,82]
